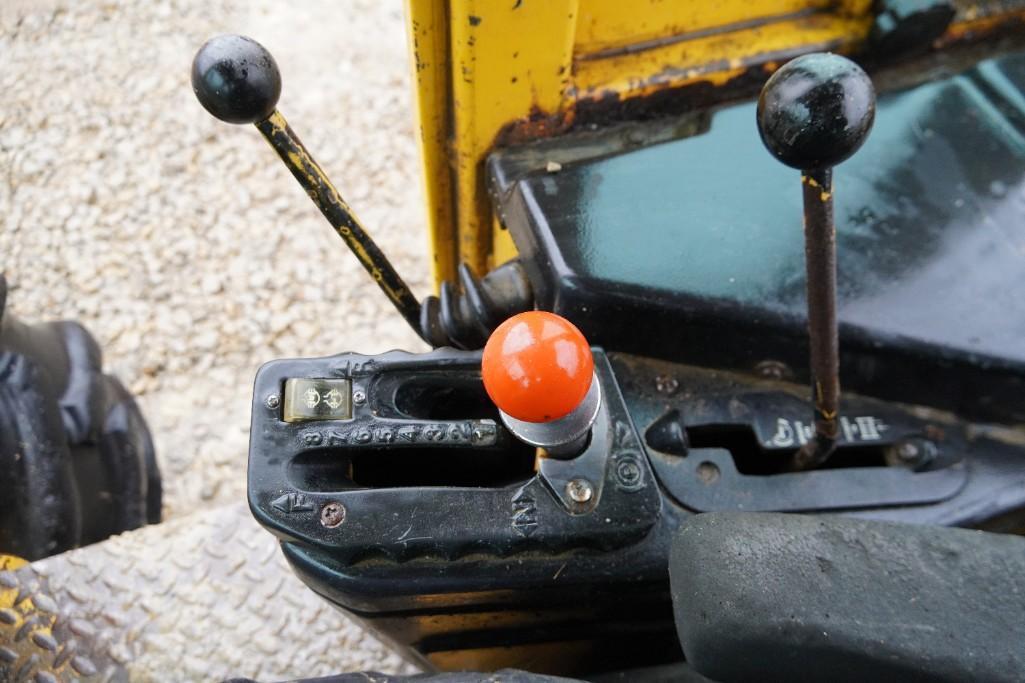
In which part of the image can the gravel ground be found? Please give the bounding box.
[1,0,430,520]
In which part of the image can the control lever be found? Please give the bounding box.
[481,312,600,458]
[190,35,533,348]
[756,53,876,469]
[191,35,423,336]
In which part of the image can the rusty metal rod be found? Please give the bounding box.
[190,35,425,341]
[792,168,839,470]
[254,111,424,338]
[756,52,875,470]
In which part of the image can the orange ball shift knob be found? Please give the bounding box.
[482,311,594,423]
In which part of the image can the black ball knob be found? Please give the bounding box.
[757,53,876,171]
[192,34,281,124]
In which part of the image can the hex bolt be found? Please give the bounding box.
[884,438,939,469]
[320,502,346,528]
[566,478,594,504]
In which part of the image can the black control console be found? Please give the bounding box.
[246,346,1024,675]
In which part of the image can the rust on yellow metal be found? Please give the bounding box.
[406,0,875,287]
[406,0,458,288]
[447,0,579,276]
[405,0,579,281]
[256,110,422,332]
[939,4,1025,46]
[574,10,873,98]
[574,0,858,55]
[263,112,393,295]
[405,0,1024,290]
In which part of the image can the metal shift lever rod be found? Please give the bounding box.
[191,35,423,335]
[756,53,876,470]
[190,34,533,348]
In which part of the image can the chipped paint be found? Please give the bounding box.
[403,0,1025,285]
[405,0,458,289]
[447,0,578,274]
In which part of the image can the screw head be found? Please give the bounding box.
[265,394,280,409]
[192,34,281,124]
[352,389,367,405]
[755,360,790,380]
[320,502,346,528]
[566,478,594,504]
[886,439,938,469]
[615,457,643,490]
[757,53,876,171]
[654,375,679,395]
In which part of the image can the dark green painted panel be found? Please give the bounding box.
[520,53,1025,361]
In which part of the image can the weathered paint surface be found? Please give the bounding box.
[574,0,868,55]
[0,555,62,678]
[448,0,579,275]
[406,0,458,288]
[573,10,873,99]
[405,0,1025,287]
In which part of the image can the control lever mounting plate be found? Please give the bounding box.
[248,348,660,565]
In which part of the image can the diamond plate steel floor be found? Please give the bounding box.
[0,503,414,682]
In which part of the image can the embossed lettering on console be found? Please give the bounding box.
[767,415,888,448]
[299,419,498,448]
[511,488,538,536]
[613,453,645,492]
[271,492,314,514]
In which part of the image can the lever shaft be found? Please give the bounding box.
[795,168,839,469]
[254,111,422,334]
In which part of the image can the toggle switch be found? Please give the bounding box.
[481,311,600,457]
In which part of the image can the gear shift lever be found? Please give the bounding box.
[756,53,876,469]
[191,34,535,349]
[191,34,423,336]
